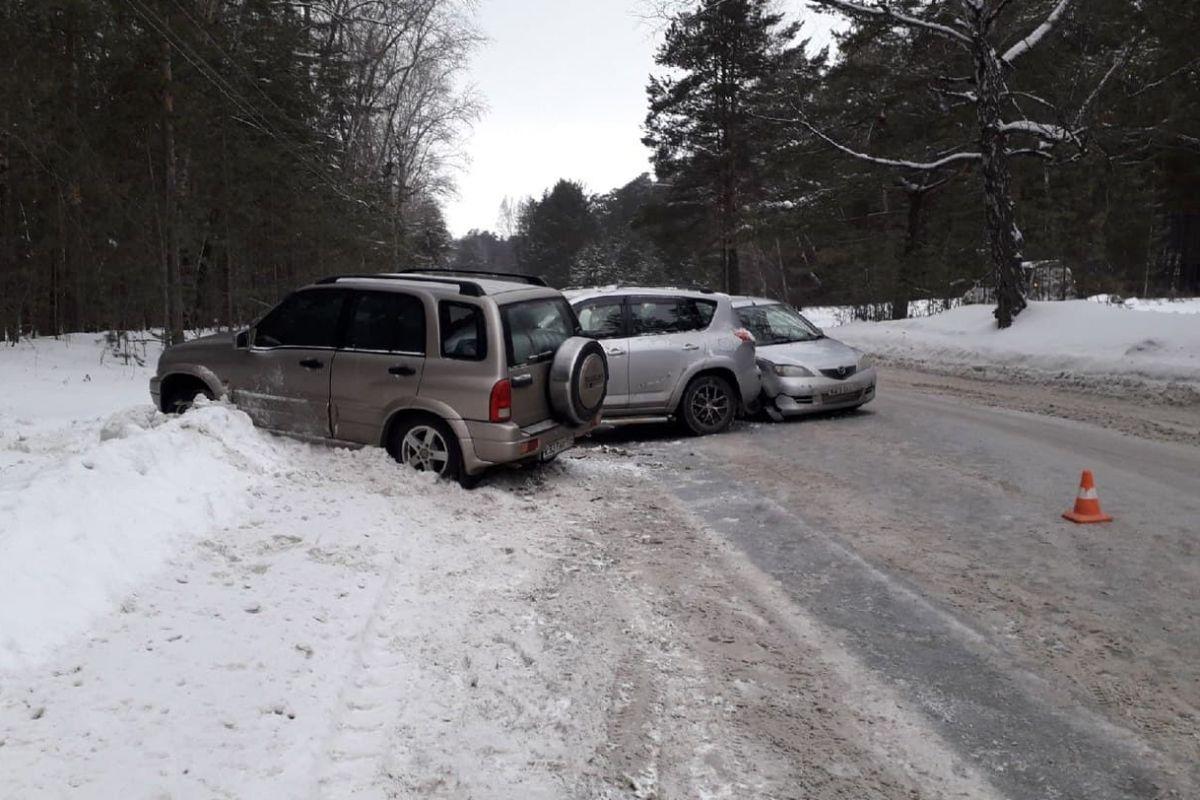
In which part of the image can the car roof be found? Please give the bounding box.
[564,285,728,303]
[729,295,784,308]
[305,273,560,301]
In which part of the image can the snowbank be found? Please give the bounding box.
[834,300,1200,395]
[1087,294,1200,315]
[0,402,277,670]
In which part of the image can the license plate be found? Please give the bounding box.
[541,437,573,460]
[824,385,854,396]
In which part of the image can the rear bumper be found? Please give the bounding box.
[766,368,877,416]
[463,416,599,474]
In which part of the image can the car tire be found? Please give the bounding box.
[679,374,736,436]
[165,383,214,414]
[548,337,608,425]
[388,415,474,487]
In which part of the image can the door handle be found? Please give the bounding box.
[388,365,416,376]
[511,373,533,388]
[298,358,324,369]
[682,343,700,351]
[607,348,626,357]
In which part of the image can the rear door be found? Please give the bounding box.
[237,288,348,437]
[501,296,577,427]
[626,296,705,410]
[329,290,427,444]
[575,296,629,409]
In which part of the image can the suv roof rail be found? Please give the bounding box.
[398,268,549,287]
[314,273,485,297]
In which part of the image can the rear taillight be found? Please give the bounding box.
[489,379,512,423]
[733,328,755,344]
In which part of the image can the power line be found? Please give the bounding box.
[119,0,369,208]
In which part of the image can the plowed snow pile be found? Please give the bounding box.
[0,403,276,669]
[835,300,1200,396]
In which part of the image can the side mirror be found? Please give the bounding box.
[235,329,251,349]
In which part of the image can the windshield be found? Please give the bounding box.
[735,303,823,345]
[502,297,580,366]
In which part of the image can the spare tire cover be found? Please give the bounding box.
[548,337,608,425]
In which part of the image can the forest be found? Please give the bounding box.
[3,0,1199,339]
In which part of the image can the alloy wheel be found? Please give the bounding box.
[690,381,731,429]
[400,425,451,475]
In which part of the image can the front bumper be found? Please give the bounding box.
[463,416,599,474]
[765,367,877,416]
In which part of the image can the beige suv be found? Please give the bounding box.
[149,271,608,486]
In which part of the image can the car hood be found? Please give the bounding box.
[159,332,234,366]
[756,336,860,370]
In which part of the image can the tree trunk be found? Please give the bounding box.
[891,188,925,320]
[161,37,184,344]
[975,43,1026,329]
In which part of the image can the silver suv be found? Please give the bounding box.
[565,287,760,435]
[150,271,608,486]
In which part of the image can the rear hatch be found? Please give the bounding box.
[499,296,579,427]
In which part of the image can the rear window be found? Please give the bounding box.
[502,297,579,366]
[345,291,426,354]
[630,297,714,336]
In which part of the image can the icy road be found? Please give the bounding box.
[0,339,1197,799]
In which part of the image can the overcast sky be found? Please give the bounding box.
[443,0,841,237]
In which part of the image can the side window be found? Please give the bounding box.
[255,290,346,348]
[629,298,698,336]
[690,299,717,329]
[345,292,426,354]
[576,300,625,340]
[439,301,487,361]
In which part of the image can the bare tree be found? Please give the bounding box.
[803,0,1111,327]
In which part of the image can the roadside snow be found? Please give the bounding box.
[835,300,1200,395]
[0,334,619,796]
[1087,294,1200,314]
[0,402,276,670]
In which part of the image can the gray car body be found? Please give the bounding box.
[565,286,760,418]
[150,275,602,477]
[732,296,876,416]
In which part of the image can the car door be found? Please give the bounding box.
[626,296,702,411]
[574,297,629,409]
[329,290,427,445]
[234,288,348,437]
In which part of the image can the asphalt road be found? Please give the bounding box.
[594,368,1200,799]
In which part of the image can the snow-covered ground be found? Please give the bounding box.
[0,335,632,797]
[832,300,1200,397]
[1086,294,1200,314]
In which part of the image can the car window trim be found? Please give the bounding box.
[574,296,630,340]
[341,289,428,355]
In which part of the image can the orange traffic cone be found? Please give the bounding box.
[1062,470,1113,524]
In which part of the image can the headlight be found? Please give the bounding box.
[857,353,873,368]
[757,360,814,377]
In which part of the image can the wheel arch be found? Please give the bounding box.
[158,367,223,412]
[669,364,742,415]
[379,399,466,451]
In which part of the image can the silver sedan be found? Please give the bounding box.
[732,297,876,419]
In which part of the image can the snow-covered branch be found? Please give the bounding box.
[999,119,1076,143]
[803,120,981,171]
[1001,0,1073,64]
[808,0,973,46]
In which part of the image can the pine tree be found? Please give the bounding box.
[644,0,801,294]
